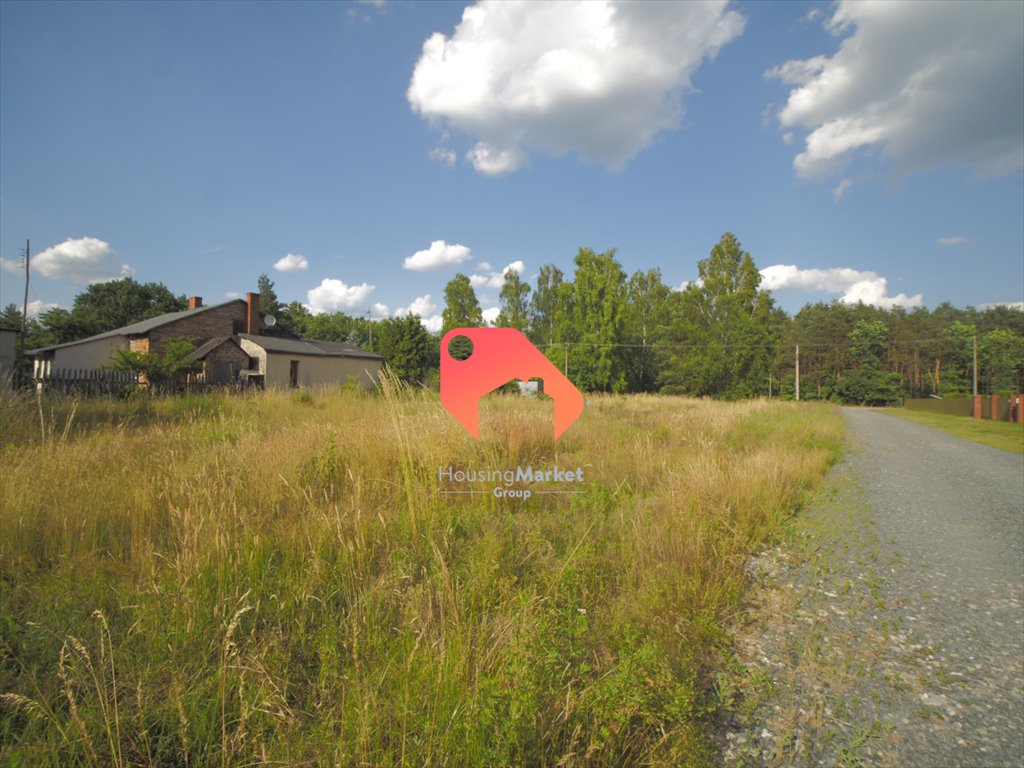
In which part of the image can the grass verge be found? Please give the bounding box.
[878,408,1024,455]
[1,383,842,766]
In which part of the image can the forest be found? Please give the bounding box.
[5,233,1022,405]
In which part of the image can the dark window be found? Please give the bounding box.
[289,360,299,388]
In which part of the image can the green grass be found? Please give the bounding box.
[879,407,1024,455]
[0,382,843,766]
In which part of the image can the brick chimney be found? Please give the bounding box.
[246,292,261,335]
[187,296,203,310]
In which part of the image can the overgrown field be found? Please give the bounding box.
[0,382,842,766]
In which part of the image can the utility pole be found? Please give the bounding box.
[972,335,978,396]
[365,307,373,348]
[19,239,29,366]
[795,344,800,402]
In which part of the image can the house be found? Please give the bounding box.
[27,293,383,389]
[0,327,17,389]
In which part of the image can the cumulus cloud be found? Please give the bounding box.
[394,294,443,333]
[403,240,472,271]
[408,0,745,175]
[305,279,376,315]
[937,236,969,247]
[3,237,133,284]
[759,264,922,309]
[482,307,501,325]
[26,299,60,317]
[274,253,309,272]
[767,1,1024,179]
[469,260,525,289]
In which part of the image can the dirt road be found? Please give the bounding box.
[719,408,1024,767]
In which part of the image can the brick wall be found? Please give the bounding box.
[204,340,250,368]
[146,301,247,355]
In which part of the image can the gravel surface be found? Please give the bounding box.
[717,408,1024,767]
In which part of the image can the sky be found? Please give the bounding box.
[1,0,1022,333]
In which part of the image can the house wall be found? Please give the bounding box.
[203,341,251,384]
[147,301,247,355]
[0,329,16,388]
[51,336,129,370]
[268,353,381,389]
[238,339,380,389]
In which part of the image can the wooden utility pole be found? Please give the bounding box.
[19,239,29,365]
[795,344,800,402]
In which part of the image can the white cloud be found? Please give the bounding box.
[937,236,969,247]
[26,299,60,317]
[403,240,472,271]
[428,147,457,166]
[372,302,389,317]
[394,294,443,333]
[6,237,133,284]
[395,294,438,318]
[408,1,745,175]
[225,291,241,299]
[482,307,501,325]
[759,264,922,309]
[468,260,525,289]
[274,253,309,272]
[466,143,527,176]
[767,2,1024,179]
[305,278,376,315]
[476,261,492,271]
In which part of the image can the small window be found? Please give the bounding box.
[248,356,259,370]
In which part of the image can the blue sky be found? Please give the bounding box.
[2,0,1022,331]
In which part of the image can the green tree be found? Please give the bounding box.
[280,301,312,337]
[441,273,483,333]
[529,265,564,346]
[68,278,186,338]
[557,247,629,392]
[836,320,902,405]
[376,315,434,384]
[624,269,670,392]
[257,273,282,319]
[980,329,1024,393]
[442,274,483,361]
[939,320,976,395]
[108,338,202,393]
[659,233,777,398]
[497,269,531,332]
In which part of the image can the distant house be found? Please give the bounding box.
[0,327,17,389]
[27,293,383,389]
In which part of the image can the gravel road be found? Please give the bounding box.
[718,408,1024,767]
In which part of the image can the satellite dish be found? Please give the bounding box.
[264,314,277,327]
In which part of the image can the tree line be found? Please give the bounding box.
[4,233,1022,403]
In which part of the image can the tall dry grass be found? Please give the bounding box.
[0,381,842,766]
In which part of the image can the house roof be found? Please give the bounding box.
[188,336,240,360]
[238,333,383,360]
[26,300,244,355]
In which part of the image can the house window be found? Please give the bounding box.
[289,360,299,388]
[248,356,259,370]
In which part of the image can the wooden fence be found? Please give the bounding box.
[905,397,973,417]
[29,368,140,396]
